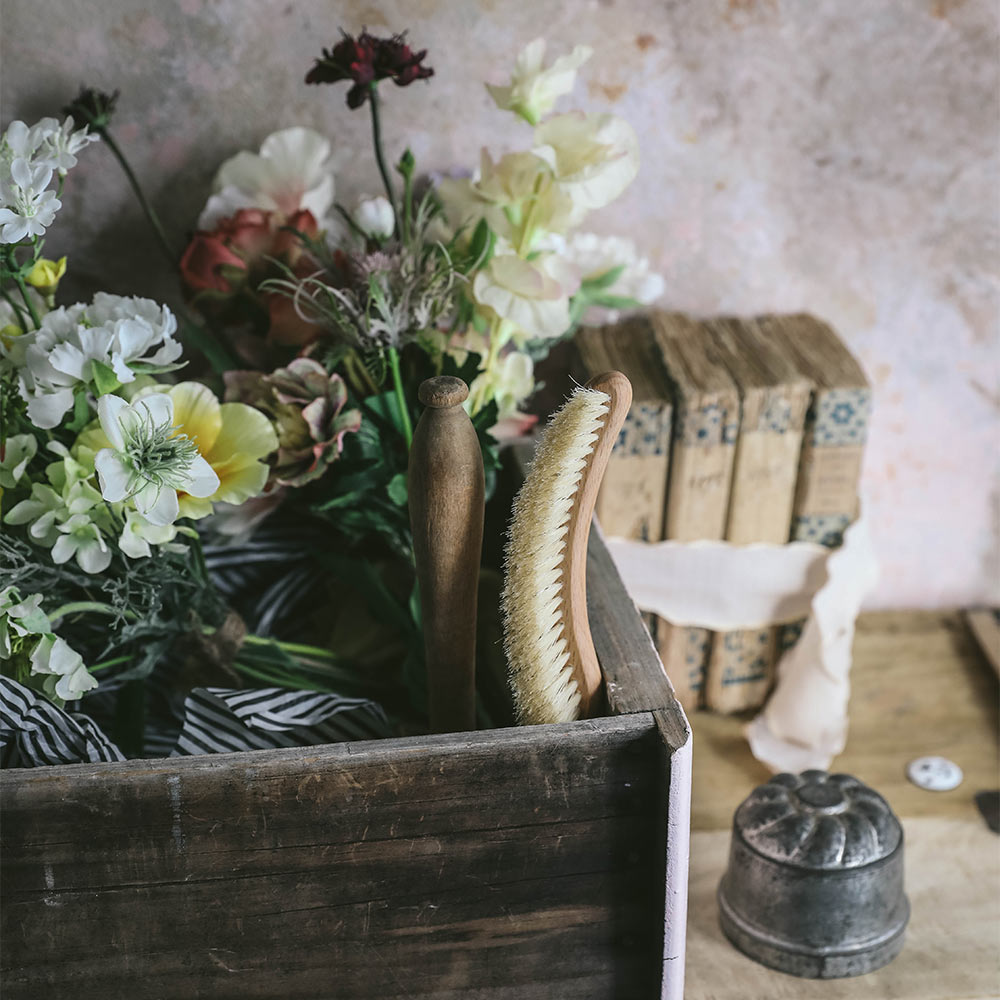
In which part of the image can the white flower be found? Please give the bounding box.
[15,293,182,429]
[0,587,50,659]
[1,120,48,164]
[353,195,395,239]
[198,127,336,229]
[94,393,219,526]
[0,432,37,489]
[35,117,98,175]
[4,482,67,545]
[0,586,95,701]
[533,112,639,224]
[559,232,666,322]
[486,38,593,125]
[118,508,177,559]
[472,251,578,341]
[50,512,112,574]
[30,634,97,701]
[0,157,61,243]
[469,349,535,416]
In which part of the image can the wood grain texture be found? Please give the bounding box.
[2,716,665,1000]
[561,371,633,717]
[684,610,999,998]
[685,818,1000,999]
[409,376,485,733]
[587,523,680,718]
[688,610,1000,832]
[0,526,691,1000]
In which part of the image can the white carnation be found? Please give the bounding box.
[15,293,182,429]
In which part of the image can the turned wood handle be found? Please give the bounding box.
[409,376,485,733]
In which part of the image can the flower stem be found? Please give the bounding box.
[12,273,41,330]
[98,127,177,273]
[242,634,339,660]
[0,287,28,332]
[387,346,412,450]
[49,600,120,623]
[368,85,399,238]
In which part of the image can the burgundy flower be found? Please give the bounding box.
[63,86,119,131]
[306,30,433,108]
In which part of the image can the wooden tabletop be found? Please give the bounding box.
[684,610,1000,999]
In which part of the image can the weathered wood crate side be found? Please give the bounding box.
[1,531,691,1000]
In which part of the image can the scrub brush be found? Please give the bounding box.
[501,371,633,725]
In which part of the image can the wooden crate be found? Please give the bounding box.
[0,531,692,1000]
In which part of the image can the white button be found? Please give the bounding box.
[906,756,963,792]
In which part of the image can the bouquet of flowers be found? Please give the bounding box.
[0,32,663,763]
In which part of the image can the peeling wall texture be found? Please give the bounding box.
[2,0,998,609]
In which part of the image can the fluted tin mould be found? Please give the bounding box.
[718,769,909,978]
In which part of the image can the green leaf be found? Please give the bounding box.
[587,293,643,311]
[387,471,408,507]
[467,218,495,270]
[64,388,92,433]
[579,264,626,293]
[91,360,122,396]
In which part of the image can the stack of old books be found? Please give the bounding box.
[574,310,872,714]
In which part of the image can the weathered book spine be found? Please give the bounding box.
[658,393,739,711]
[704,375,812,713]
[780,384,873,652]
[596,399,673,544]
[597,398,673,643]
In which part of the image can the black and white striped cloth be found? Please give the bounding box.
[0,677,125,767]
[0,677,392,768]
[172,686,392,755]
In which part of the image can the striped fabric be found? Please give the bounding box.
[0,677,125,767]
[1,678,392,768]
[172,686,392,756]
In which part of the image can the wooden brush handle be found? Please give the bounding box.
[408,376,485,734]
[561,371,633,717]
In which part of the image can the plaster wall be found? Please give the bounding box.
[2,0,998,609]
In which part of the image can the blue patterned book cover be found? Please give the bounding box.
[764,315,872,654]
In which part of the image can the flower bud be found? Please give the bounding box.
[24,256,67,295]
[353,195,395,240]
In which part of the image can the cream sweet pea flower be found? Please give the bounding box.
[198,127,336,229]
[94,393,219,527]
[438,150,574,248]
[486,38,593,125]
[533,112,639,224]
[472,251,578,341]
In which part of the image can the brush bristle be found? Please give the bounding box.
[501,385,610,725]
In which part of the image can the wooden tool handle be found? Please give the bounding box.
[561,371,633,717]
[408,376,485,733]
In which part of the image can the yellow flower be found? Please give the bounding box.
[164,382,278,519]
[82,382,278,521]
[25,256,67,294]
